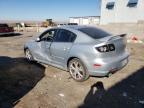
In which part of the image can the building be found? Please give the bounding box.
[100,0,144,25]
[69,16,100,25]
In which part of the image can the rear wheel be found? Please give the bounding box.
[68,58,89,82]
[25,48,34,61]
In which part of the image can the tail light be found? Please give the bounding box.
[96,44,115,52]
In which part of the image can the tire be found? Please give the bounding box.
[25,48,34,62]
[68,58,89,82]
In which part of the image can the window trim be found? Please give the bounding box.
[53,29,77,43]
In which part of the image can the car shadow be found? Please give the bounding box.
[0,33,22,37]
[78,67,144,108]
[0,56,45,108]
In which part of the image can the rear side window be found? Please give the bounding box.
[78,27,111,39]
[54,29,76,42]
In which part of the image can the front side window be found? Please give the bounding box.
[54,29,76,42]
[78,27,111,39]
[40,29,56,42]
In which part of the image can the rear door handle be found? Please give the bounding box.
[46,45,49,48]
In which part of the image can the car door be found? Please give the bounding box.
[35,29,56,63]
[50,29,77,67]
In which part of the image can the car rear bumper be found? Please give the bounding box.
[88,52,129,76]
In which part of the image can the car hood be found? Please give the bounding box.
[28,33,41,42]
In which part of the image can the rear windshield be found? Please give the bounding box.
[0,24,8,27]
[78,27,111,39]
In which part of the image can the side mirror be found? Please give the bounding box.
[36,37,40,42]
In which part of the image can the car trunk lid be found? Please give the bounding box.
[96,34,127,57]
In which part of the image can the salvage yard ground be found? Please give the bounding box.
[0,32,144,108]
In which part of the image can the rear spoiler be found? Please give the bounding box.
[119,33,127,37]
[107,34,127,42]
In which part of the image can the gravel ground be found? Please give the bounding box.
[0,32,144,108]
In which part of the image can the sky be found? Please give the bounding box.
[0,0,101,22]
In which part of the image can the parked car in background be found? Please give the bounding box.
[0,24,14,35]
[57,23,78,27]
[57,23,67,27]
[68,23,78,25]
[24,25,129,81]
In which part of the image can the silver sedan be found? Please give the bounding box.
[24,26,129,81]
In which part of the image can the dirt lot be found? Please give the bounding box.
[0,32,144,108]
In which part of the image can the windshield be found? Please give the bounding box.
[0,24,8,27]
[78,27,111,39]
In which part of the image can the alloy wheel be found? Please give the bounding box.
[69,58,89,81]
[25,49,33,61]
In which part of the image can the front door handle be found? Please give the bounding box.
[63,47,70,51]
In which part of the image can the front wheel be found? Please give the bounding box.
[25,48,34,61]
[68,58,89,82]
